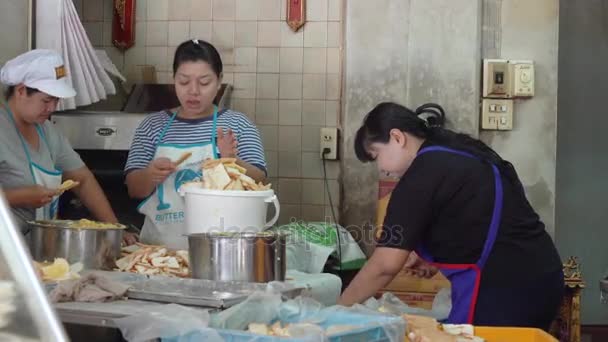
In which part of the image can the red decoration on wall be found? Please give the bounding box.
[112,0,136,50]
[286,0,306,32]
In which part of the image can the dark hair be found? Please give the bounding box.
[173,39,223,77]
[4,86,39,100]
[354,102,520,183]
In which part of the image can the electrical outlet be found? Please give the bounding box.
[320,127,339,160]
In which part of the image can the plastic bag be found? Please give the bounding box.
[210,291,283,330]
[271,221,367,273]
[114,303,221,342]
[364,288,452,321]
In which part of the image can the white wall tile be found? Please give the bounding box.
[279,74,303,99]
[278,126,302,152]
[301,205,325,222]
[258,22,281,47]
[278,204,301,225]
[257,48,280,73]
[169,0,192,20]
[279,100,302,125]
[234,47,257,72]
[83,0,104,21]
[303,48,327,74]
[258,125,278,150]
[124,46,146,69]
[302,74,326,100]
[255,99,279,124]
[212,21,235,48]
[327,22,341,47]
[103,21,113,46]
[135,22,147,48]
[301,125,321,152]
[190,21,212,41]
[258,0,281,21]
[301,152,339,179]
[231,98,256,121]
[169,21,191,46]
[233,73,257,98]
[146,21,169,46]
[103,0,113,22]
[136,0,147,21]
[326,47,340,74]
[279,48,303,73]
[235,0,258,21]
[191,0,213,20]
[212,0,235,20]
[278,179,302,204]
[281,23,304,47]
[147,0,169,20]
[146,46,169,69]
[304,22,327,47]
[302,100,326,126]
[301,179,325,205]
[279,151,301,177]
[83,22,103,47]
[328,0,342,21]
[307,0,328,21]
[325,100,340,126]
[235,21,258,47]
[256,73,279,99]
[265,150,278,176]
[326,74,340,100]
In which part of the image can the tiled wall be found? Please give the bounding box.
[76,0,343,226]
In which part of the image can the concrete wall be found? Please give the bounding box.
[556,0,608,325]
[342,0,559,253]
[480,0,560,236]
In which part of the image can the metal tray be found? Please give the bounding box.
[28,220,126,230]
[46,271,304,309]
[126,276,304,308]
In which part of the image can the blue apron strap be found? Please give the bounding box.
[3,105,38,182]
[476,164,503,268]
[211,106,219,158]
[155,111,178,148]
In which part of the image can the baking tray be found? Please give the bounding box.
[126,276,305,308]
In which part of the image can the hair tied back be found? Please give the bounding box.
[415,103,446,129]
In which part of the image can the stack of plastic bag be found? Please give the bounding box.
[270,221,367,273]
[363,288,452,321]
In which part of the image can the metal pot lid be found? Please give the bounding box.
[27,219,126,230]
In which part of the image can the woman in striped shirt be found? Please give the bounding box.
[125,39,267,249]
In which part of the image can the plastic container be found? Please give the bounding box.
[162,311,405,342]
[475,327,558,342]
[179,186,280,234]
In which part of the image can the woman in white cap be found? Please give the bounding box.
[0,49,137,244]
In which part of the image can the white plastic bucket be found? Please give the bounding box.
[178,185,280,234]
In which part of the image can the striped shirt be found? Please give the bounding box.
[125,109,266,174]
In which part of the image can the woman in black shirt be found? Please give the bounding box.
[339,102,563,329]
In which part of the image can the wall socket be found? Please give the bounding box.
[320,127,339,160]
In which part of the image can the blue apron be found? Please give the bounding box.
[137,107,219,249]
[415,146,503,324]
[4,105,62,220]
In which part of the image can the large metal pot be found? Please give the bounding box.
[27,220,124,270]
[188,232,286,282]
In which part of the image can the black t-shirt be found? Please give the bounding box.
[379,141,562,287]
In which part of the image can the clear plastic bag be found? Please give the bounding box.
[364,288,452,321]
[114,303,221,342]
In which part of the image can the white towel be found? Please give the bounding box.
[36,0,116,110]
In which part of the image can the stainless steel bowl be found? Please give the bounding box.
[27,220,124,270]
[188,232,286,283]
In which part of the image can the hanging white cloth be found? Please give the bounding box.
[36,0,116,110]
